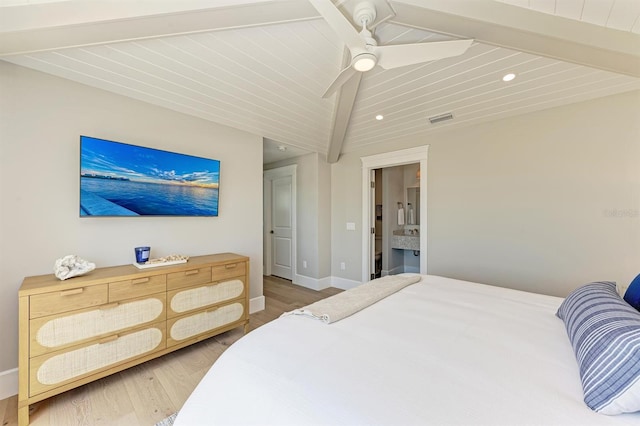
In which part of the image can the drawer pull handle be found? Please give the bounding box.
[132,277,150,285]
[100,302,120,310]
[185,270,200,276]
[59,288,84,297]
[225,263,237,269]
[98,334,119,344]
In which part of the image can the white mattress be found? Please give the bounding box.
[175,275,640,425]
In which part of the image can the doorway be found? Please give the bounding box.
[360,146,428,283]
[374,163,421,278]
[264,165,297,280]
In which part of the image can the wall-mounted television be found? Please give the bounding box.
[80,136,220,217]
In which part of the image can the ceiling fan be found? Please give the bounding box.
[309,0,474,98]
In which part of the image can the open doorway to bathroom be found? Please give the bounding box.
[373,163,421,278]
[361,146,428,283]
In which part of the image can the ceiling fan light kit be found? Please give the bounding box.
[309,0,474,98]
[352,52,377,71]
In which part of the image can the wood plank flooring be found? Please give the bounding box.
[1,276,341,426]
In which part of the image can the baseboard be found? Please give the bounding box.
[293,273,331,291]
[291,274,362,291]
[388,266,405,276]
[331,276,362,291]
[0,368,18,399]
[250,295,265,313]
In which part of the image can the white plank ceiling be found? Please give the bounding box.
[1,0,639,163]
[497,0,640,34]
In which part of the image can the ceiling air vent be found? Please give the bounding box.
[428,112,454,124]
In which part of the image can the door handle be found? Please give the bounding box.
[270,230,274,234]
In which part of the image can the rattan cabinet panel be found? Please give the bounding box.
[30,323,166,396]
[167,302,245,347]
[30,294,166,357]
[167,277,245,318]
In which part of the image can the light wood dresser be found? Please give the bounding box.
[18,252,249,425]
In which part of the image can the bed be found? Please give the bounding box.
[174,274,640,425]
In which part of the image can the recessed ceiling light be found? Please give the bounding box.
[502,73,516,82]
[277,145,287,152]
[375,114,384,121]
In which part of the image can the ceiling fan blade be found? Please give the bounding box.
[308,0,366,52]
[322,66,358,98]
[375,39,473,70]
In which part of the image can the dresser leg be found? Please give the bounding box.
[18,404,29,426]
[243,322,250,334]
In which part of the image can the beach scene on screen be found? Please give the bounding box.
[80,136,220,216]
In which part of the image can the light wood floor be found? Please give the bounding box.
[1,276,341,426]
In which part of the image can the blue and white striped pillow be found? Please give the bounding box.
[557,281,640,415]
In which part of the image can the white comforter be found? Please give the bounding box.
[175,275,640,425]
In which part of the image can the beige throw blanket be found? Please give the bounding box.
[284,274,422,324]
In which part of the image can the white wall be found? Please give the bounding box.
[317,156,332,278]
[294,154,320,278]
[0,62,264,376]
[331,90,640,297]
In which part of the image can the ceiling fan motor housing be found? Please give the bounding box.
[353,1,377,27]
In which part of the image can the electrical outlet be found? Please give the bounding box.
[303,260,307,268]
[340,262,346,270]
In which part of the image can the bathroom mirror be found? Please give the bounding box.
[406,187,420,225]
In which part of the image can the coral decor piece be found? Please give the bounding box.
[54,255,96,280]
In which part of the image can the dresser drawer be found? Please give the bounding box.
[167,267,212,291]
[30,284,108,319]
[109,275,166,302]
[167,278,245,318]
[167,302,245,347]
[30,293,166,357]
[29,322,166,397]
[212,262,246,281]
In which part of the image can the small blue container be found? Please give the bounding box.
[135,246,151,263]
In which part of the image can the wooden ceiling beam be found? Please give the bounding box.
[0,0,318,57]
[390,1,640,78]
[326,48,362,164]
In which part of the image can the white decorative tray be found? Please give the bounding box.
[133,259,188,269]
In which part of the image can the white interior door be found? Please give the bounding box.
[271,175,293,280]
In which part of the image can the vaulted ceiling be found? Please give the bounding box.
[1,0,639,164]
